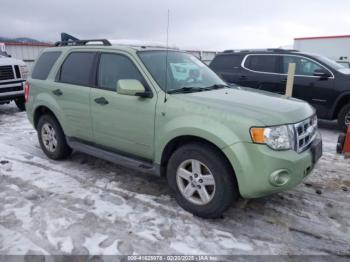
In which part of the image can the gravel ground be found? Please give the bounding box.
[0,102,349,256]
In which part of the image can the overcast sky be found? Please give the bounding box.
[1,0,350,51]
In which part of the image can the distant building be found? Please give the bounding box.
[1,42,53,70]
[294,35,350,62]
[1,40,218,70]
[186,50,218,65]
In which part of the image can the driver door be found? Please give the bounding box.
[90,52,157,160]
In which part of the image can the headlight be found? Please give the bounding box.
[19,65,29,80]
[250,125,295,150]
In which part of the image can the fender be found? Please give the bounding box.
[154,115,246,164]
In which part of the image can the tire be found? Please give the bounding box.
[15,96,26,111]
[37,114,72,160]
[336,134,346,154]
[167,142,239,218]
[338,103,350,132]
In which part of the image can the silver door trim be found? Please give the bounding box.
[241,54,335,79]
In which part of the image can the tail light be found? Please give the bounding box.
[24,81,30,102]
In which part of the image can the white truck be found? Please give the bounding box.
[0,43,29,110]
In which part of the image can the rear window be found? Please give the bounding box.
[244,55,279,73]
[210,54,242,70]
[31,51,61,80]
[59,52,96,86]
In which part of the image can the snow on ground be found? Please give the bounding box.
[0,102,349,256]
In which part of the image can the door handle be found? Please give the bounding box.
[52,89,63,96]
[94,97,109,105]
[239,75,247,80]
[281,79,287,84]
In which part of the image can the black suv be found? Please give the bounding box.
[210,49,350,131]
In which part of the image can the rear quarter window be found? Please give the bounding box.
[31,51,62,80]
[244,55,279,73]
[210,54,242,70]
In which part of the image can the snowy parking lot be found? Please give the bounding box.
[0,102,349,256]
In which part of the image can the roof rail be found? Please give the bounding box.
[54,32,111,47]
[266,48,298,52]
[109,39,179,49]
[222,48,299,54]
[54,39,112,47]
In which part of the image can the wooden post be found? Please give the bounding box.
[285,63,296,97]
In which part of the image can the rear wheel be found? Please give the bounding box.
[338,103,350,132]
[167,143,238,218]
[15,96,25,111]
[37,114,72,160]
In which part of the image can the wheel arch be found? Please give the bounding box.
[332,92,350,119]
[33,105,62,130]
[158,135,239,193]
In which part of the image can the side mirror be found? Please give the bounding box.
[116,79,152,98]
[313,68,331,78]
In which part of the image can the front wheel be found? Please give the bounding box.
[338,103,350,132]
[167,143,239,218]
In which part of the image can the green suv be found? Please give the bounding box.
[25,38,322,218]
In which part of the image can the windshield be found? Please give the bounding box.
[138,51,226,93]
[315,55,350,74]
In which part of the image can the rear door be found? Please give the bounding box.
[50,51,96,141]
[90,52,157,160]
[241,54,285,93]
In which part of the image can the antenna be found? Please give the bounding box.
[164,9,170,103]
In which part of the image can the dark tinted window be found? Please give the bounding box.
[98,53,145,91]
[244,55,279,73]
[210,54,242,70]
[282,55,323,76]
[32,51,61,80]
[59,52,96,86]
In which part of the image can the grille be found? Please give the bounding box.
[0,85,23,93]
[294,115,318,153]
[0,66,15,81]
[14,65,21,78]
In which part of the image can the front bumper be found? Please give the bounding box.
[0,81,25,102]
[223,132,322,198]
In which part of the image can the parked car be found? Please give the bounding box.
[25,39,322,218]
[337,60,350,68]
[0,46,29,110]
[210,49,350,131]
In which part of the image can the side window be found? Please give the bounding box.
[59,52,96,86]
[32,51,61,80]
[282,56,323,76]
[244,55,279,73]
[98,53,145,91]
[210,55,242,70]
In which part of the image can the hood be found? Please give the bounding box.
[172,87,315,126]
[0,56,26,66]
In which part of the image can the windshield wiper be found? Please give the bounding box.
[205,84,229,90]
[168,84,229,94]
[168,87,208,94]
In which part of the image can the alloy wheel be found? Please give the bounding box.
[41,123,58,152]
[176,159,216,205]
